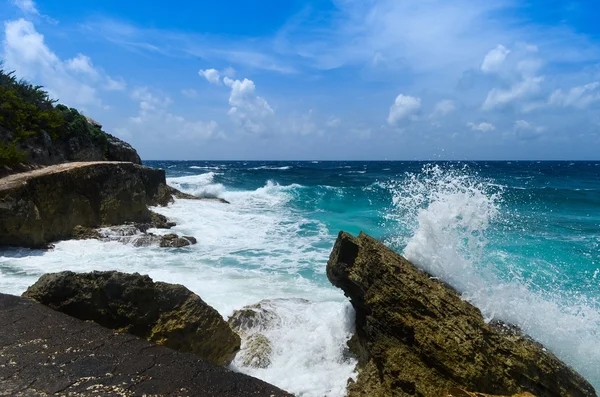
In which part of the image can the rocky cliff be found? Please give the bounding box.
[327,231,596,397]
[0,162,172,248]
[23,271,241,367]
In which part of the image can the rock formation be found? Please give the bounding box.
[23,271,240,366]
[1,292,291,396]
[327,231,597,397]
[0,162,172,248]
[228,300,283,369]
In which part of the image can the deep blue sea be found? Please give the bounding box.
[1,161,599,395]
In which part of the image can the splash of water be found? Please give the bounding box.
[386,164,600,388]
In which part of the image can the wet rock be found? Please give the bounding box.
[327,231,597,397]
[72,225,101,240]
[23,271,240,366]
[0,293,291,396]
[159,233,196,248]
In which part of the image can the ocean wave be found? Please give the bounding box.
[249,166,292,170]
[384,164,600,386]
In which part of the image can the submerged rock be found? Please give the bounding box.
[23,271,240,366]
[0,162,173,248]
[168,185,231,204]
[447,389,535,397]
[228,301,281,369]
[327,231,596,397]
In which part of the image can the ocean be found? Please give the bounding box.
[1,161,599,395]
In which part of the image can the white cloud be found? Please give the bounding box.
[467,122,496,132]
[12,0,38,15]
[199,68,221,84]
[482,76,544,110]
[387,94,421,125]
[481,45,510,73]
[514,119,545,140]
[2,19,104,109]
[548,82,600,109]
[181,88,198,98]
[123,87,222,141]
[432,99,456,117]
[105,76,126,91]
[326,116,341,128]
[66,54,98,77]
[223,76,274,134]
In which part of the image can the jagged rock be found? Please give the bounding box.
[0,293,291,396]
[23,271,240,366]
[327,231,597,397]
[104,133,142,164]
[0,162,173,248]
[240,333,273,369]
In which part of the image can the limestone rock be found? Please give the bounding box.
[327,231,596,397]
[159,233,197,248]
[105,133,142,164]
[0,162,173,248]
[168,185,231,204]
[23,271,240,366]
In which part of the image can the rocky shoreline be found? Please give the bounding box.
[0,126,596,395]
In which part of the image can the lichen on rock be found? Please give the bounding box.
[327,231,597,397]
[23,271,240,366]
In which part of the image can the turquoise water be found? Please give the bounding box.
[1,160,599,394]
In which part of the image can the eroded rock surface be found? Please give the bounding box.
[23,271,240,366]
[327,231,596,397]
[0,162,172,248]
[0,293,291,397]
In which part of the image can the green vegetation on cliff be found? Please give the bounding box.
[0,66,108,167]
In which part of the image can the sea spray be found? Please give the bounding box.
[385,163,600,387]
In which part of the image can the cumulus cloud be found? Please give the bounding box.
[482,76,544,110]
[481,45,510,73]
[2,19,124,109]
[198,68,221,84]
[66,54,98,77]
[467,122,496,132]
[387,94,421,125]
[2,19,103,109]
[223,76,274,134]
[548,82,600,109]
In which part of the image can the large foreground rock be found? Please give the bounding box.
[0,293,290,396]
[327,231,596,397]
[23,271,240,366]
[0,162,172,248]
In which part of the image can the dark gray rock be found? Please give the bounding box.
[23,271,239,366]
[0,292,291,396]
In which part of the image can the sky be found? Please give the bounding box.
[2,0,600,160]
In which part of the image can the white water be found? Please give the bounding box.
[386,164,600,387]
[0,173,357,397]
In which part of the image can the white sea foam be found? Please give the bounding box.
[167,172,225,198]
[249,166,292,170]
[0,175,356,397]
[386,164,600,388]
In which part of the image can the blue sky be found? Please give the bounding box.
[2,0,600,160]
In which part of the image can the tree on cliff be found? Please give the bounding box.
[0,65,108,167]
